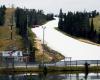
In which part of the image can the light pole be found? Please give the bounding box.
[42,26,46,67]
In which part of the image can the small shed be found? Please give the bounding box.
[2,51,23,62]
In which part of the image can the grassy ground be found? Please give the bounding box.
[0,8,63,63]
[0,66,100,74]
[93,15,100,33]
[0,8,25,51]
[28,28,53,63]
[33,34,64,63]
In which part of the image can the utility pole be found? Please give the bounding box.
[26,14,29,68]
[27,14,29,37]
[42,26,46,67]
[27,14,29,57]
[26,48,28,69]
[9,4,14,40]
[9,4,15,69]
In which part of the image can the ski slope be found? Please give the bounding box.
[32,18,100,60]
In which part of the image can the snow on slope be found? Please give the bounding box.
[32,18,100,60]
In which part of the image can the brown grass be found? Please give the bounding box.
[93,15,100,33]
[0,8,25,51]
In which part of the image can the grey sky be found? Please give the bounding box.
[0,0,100,14]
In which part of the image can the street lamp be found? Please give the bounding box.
[42,26,46,67]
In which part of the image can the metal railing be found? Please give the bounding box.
[0,56,37,68]
[0,56,100,69]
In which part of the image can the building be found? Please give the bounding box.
[1,51,23,62]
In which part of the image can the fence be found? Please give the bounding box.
[0,56,38,68]
[0,55,100,68]
[46,59,100,67]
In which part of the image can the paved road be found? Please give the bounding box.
[32,18,100,60]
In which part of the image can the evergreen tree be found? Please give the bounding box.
[15,7,54,62]
[0,5,6,26]
[58,9,63,30]
[46,13,54,20]
[89,18,94,39]
[98,33,100,43]
[58,10,100,44]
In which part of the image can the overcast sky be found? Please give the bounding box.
[0,0,100,14]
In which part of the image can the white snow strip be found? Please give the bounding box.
[32,18,100,60]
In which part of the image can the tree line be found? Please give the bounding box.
[58,9,100,44]
[15,7,54,37]
[0,5,6,26]
[15,7,54,61]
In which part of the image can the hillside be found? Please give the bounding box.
[93,15,100,33]
[78,15,100,45]
[0,8,25,51]
[0,8,64,62]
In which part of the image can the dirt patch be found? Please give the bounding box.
[34,37,64,63]
[78,39,100,46]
